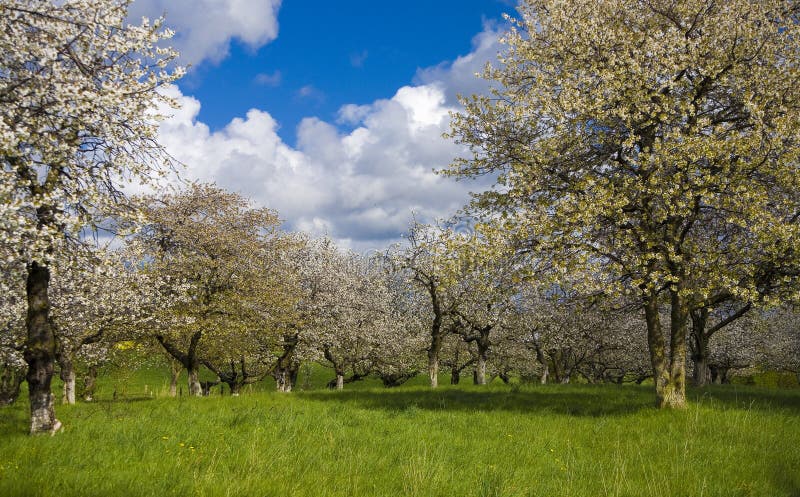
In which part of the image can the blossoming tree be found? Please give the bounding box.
[446,0,800,408]
[1,0,182,432]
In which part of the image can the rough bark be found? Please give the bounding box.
[0,364,25,406]
[645,295,673,409]
[645,288,689,409]
[24,261,61,434]
[665,288,688,408]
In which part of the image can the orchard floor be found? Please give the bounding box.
[1,370,799,497]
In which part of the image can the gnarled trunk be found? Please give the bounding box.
[24,262,60,434]
[645,289,688,409]
[645,295,678,409]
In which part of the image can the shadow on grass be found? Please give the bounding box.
[689,385,800,413]
[300,383,800,417]
[300,384,655,417]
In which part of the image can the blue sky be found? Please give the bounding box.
[129,0,514,250]
[179,0,511,143]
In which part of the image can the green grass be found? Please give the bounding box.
[1,369,799,497]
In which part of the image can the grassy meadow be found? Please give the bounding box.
[0,367,799,497]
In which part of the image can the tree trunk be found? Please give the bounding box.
[644,294,682,409]
[57,351,76,405]
[428,352,439,388]
[169,361,181,397]
[534,345,549,384]
[427,286,443,389]
[200,381,217,396]
[664,288,688,408]
[155,332,203,397]
[82,365,98,401]
[0,364,25,406]
[187,365,202,396]
[693,355,712,387]
[473,337,489,385]
[335,373,344,390]
[450,366,460,384]
[690,310,712,387]
[229,381,241,396]
[275,367,295,392]
[474,353,487,385]
[539,368,548,384]
[60,360,76,405]
[717,367,730,384]
[24,261,60,434]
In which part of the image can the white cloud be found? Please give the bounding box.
[127,0,282,66]
[152,24,504,251]
[155,83,486,251]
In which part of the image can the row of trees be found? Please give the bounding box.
[3,192,798,411]
[2,0,799,436]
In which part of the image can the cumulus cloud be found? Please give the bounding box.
[155,83,488,251]
[153,23,504,251]
[127,0,282,66]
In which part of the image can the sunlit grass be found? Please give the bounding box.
[0,370,798,496]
